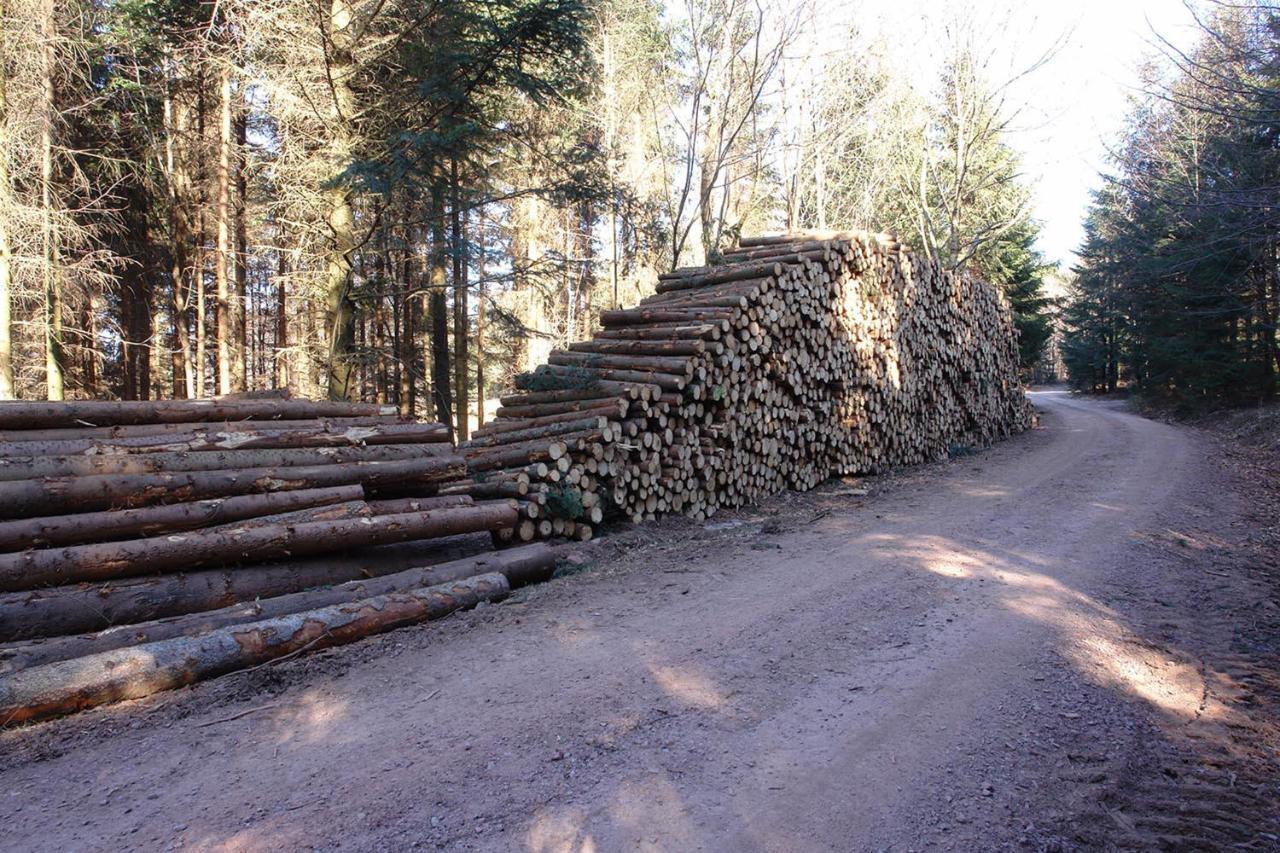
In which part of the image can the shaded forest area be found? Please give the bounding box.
[1063,3,1280,409]
[0,0,1054,437]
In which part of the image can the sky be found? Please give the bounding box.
[802,0,1205,268]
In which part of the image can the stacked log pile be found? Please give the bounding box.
[0,398,559,725]
[462,230,1032,535]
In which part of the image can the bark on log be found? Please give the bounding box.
[0,485,365,551]
[0,417,407,444]
[0,456,466,519]
[0,503,518,591]
[0,399,398,429]
[0,422,450,458]
[0,572,511,725]
[0,442,453,482]
[0,537,501,642]
[0,543,556,672]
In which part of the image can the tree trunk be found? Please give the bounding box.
[275,238,288,389]
[39,0,64,401]
[119,179,153,400]
[216,67,233,395]
[0,573,512,725]
[234,100,248,392]
[0,397,395,429]
[194,76,209,399]
[0,455,464,519]
[2,543,554,672]
[0,485,364,551]
[0,6,15,401]
[0,441,454,482]
[398,242,416,417]
[323,0,359,401]
[165,80,195,399]
[451,159,469,440]
[429,179,452,427]
[0,503,517,592]
[476,225,486,428]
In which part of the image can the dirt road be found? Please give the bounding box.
[3,390,1278,851]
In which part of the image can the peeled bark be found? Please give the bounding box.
[0,502,517,591]
[0,572,512,725]
[0,484,363,551]
[1,543,555,672]
[0,455,465,519]
[0,416,406,444]
[0,441,454,482]
[0,421,450,457]
[0,399,396,430]
[0,537,494,642]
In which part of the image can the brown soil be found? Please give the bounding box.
[2,389,1278,851]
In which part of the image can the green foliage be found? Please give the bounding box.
[1062,6,1279,408]
[514,368,598,391]
[544,485,585,519]
[979,219,1056,374]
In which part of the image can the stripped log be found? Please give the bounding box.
[0,455,466,519]
[0,502,518,591]
[0,399,398,430]
[0,485,365,551]
[0,442,452,482]
[0,536,503,642]
[0,422,450,458]
[0,543,557,672]
[0,572,511,725]
[0,416,406,445]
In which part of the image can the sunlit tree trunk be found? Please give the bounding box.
[450,158,468,440]
[428,178,451,427]
[215,66,233,395]
[234,102,247,391]
[323,0,358,401]
[165,79,195,399]
[0,3,14,401]
[475,221,485,429]
[39,0,64,400]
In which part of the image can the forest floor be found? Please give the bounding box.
[2,389,1279,851]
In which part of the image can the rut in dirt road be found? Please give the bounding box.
[1,390,1277,852]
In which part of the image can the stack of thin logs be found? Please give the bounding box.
[0,398,560,725]
[460,230,1032,535]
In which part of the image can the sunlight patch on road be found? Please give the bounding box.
[647,663,728,710]
[268,688,351,745]
[880,531,1212,723]
[526,806,598,853]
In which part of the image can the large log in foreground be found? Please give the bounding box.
[0,535,503,642]
[1,543,557,672]
[0,422,450,458]
[0,399,398,430]
[0,455,465,519]
[0,485,365,551]
[0,573,511,726]
[0,400,558,722]
[0,503,519,591]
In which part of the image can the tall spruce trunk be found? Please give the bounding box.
[398,247,416,418]
[429,180,452,428]
[165,81,195,399]
[274,241,288,389]
[39,0,64,401]
[475,226,486,429]
[323,0,358,401]
[451,160,469,440]
[234,105,248,391]
[215,67,233,395]
[0,5,15,401]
